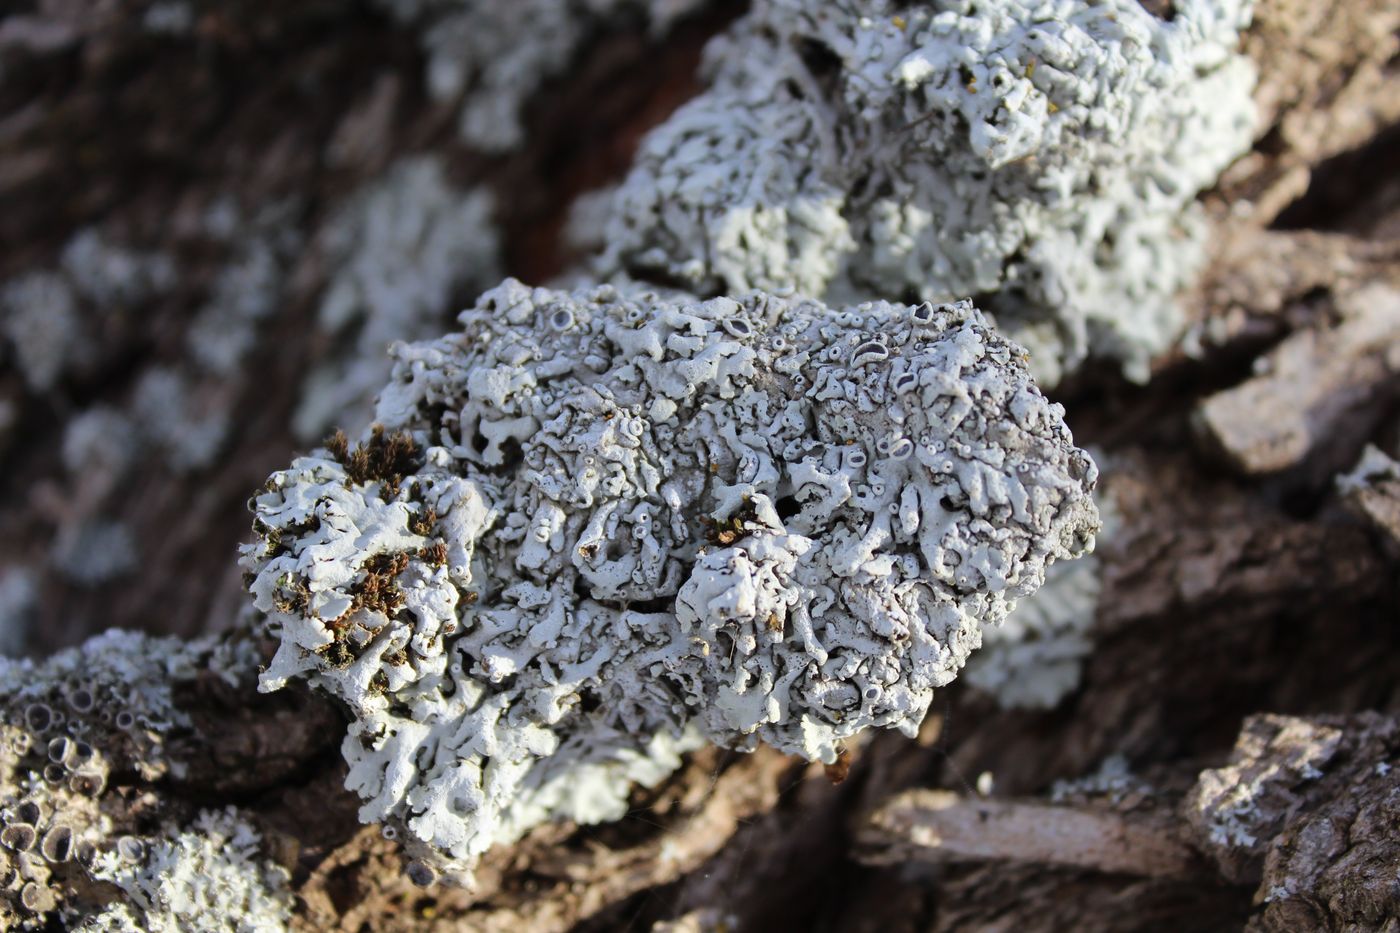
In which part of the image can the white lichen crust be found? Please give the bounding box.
[599,0,1257,385]
[0,630,272,930]
[244,278,1098,883]
[81,808,293,933]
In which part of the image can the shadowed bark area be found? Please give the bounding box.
[1,0,1397,929]
[0,0,741,657]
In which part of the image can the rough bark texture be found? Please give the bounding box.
[2,0,1399,930]
[1194,282,1400,480]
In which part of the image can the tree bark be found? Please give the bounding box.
[1,1,1397,929]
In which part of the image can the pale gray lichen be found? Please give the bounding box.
[132,368,230,473]
[597,0,1257,386]
[58,229,175,311]
[1,273,84,392]
[376,0,709,151]
[293,156,499,440]
[244,278,1098,883]
[49,521,138,588]
[1,228,174,392]
[141,2,195,35]
[564,184,623,259]
[185,199,305,379]
[0,629,263,929]
[963,470,1120,709]
[81,807,293,933]
[62,407,138,492]
[0,570,36,658]
[1185,712,1400,901]
[1336,443,1400,559]
[1188,716,1343,854]
[0,629,256,774]
[1337,444,1400,496]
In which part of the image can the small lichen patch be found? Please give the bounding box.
[0,630,272,930]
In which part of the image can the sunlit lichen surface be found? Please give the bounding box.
[244,279,1099,884]
[597,0,1257,385]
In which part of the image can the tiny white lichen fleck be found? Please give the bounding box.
[1050,753,1150,805]
[142,1,194,35]
[245,279,1099,884]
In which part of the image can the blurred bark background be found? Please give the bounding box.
[0,1,1397,929]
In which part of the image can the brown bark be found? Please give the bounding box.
[859,792,1204,879]
[1193,282,1400,480]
